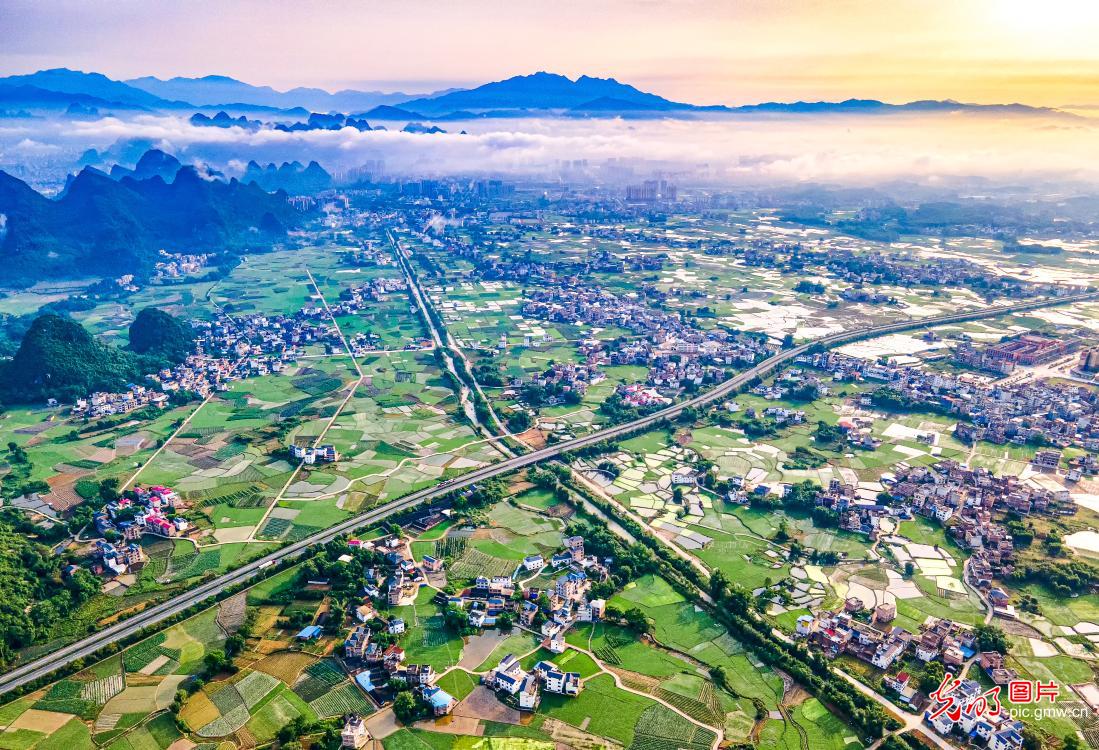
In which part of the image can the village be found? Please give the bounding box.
[69,274,429,420]
[336,527,605,725]
[794,340,1099,455]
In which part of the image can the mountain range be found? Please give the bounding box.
[0,154,305,286]
[0,68,1072,121]
[242,160,332,193]
[125,74,447,113]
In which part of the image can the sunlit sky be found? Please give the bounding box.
[4,0,1099,106]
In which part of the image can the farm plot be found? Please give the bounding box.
[538,673,674,747]
[610,576,784,710]
[311,352,504,507]
[0,403,192,514]
[245,686,317,744]
[307,682,374,719]
[291,659,346,702]
[137,359,357,542]
[233,670,280,708]
[448,548,517,581]
[629,704,717,750]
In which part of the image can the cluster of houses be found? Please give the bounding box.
[617,383,672,409]
[341,533,458,716]
[803,345,1099,453]
[522,287,689,340]
[956,335,1073,375]
[485,653,582,711]
[339,244,393,268]
[513,361,605,404]
[153,251,211,280]
[739,240,1064,302]
[92,539,146,576]
[924,677,1028,750]
[520,287,771,390]
[194,310,341,362]
[797,610,1026,748]
[890,458,1076,557]
[72,384,172,418]
[89,485,185,577]
[339,531,606,718]
[93,485,188,542]
[797,604,912,671]
[69,299,347,416]
[148,353,244,397]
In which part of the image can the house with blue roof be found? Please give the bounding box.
[423,686,456,716]
[990,722,1025,750]
[354,671,376,692]
[296,624,323,640]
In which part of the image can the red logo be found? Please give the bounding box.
[928,673,963,721]
[1008,680,1058,704]
[929,675,1004,723]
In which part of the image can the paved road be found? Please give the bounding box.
[1,289,1094,695]
[836,668,959,750]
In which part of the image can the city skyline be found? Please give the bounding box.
[4,0,1099,108]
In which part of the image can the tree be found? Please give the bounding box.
[711,665,729,691]
[225,633,246,657]
[774,519,790,543]
[203,649,230,674]
[506,410,533,433]
[496,611,514,633]
[393,691,419,724]
[974,624,1009,654]
[918,661,946,693]
[99,477,121,502]
[1043,529,1064,556]
[710,569,730,601]
[622,607,651,634]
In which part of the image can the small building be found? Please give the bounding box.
[544,669,582,696]
[423,686,456,716]
[296,625,323,640]
[518,673,541,710]
[341,714,370,748]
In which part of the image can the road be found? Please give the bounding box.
[836,669,958,750]
[390,230,518,455]
[1,288,1094,696]
[248,267,366,541]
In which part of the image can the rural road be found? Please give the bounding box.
[1,288,1095,696]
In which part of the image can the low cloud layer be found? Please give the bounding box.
[2,111,1098,187]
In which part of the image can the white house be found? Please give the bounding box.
[518,673,540,710]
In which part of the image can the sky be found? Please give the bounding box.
[4,0,1099,107]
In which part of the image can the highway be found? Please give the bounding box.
[1,288,1095,695]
